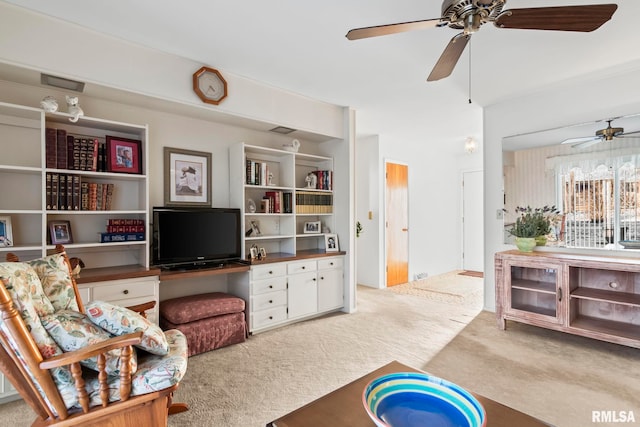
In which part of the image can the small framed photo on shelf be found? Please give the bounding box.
[250,220,262,236]
[304,221,321,234]
[106,135,142,174]
[259,247,267,259]
[324,233,339,253]
[249,244,259,260]
[0,216,14,247]
[164,147,211,206]
[49,220,73,245]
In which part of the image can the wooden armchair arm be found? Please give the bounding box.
[39,331,143,413]
[125,301,157,319]
[39,332,142,370]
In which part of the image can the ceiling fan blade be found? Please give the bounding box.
[572,138,604,149]
[346,18,442,40]
[618,130,640,138]
[561,136,600,145]
[495,4,617,32]
[427,33,470,82]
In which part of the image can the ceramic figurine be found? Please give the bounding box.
[40,96,58,112]
[66,95,84,123]
[282,139,300,152]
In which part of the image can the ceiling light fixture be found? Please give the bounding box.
[464,136,477,154]
[41,73,85,92]
[269,126,296,135]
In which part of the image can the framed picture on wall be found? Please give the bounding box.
[164,147,212,206]
[106,136,142,174]
[0,216,13,247]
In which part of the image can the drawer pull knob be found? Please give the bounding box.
[269,316,273,320]
[269,285,273,288]
[123,290,129,295]
[269,271,273,275]
[320,276,324,280]
[302,266,306,269]
[269,300,273,304]
[330,262,334,266]
[313,278,317,281]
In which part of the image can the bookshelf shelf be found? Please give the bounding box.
[0,101,150,269]
[230,142,335,259]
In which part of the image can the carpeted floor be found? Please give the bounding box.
[425,311,640,427]
[387,270,484,306]
[1,272,637,427]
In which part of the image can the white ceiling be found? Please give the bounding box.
[4,0,640,146]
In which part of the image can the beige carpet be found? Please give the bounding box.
[425,311,640,427]
[387,270,484,307]
[0,275,637,427]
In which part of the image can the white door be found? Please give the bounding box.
[463,170,484,272]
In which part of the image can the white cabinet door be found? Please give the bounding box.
[287,271,317,319]
[318,267,343,312]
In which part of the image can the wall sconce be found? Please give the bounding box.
[464,136,477,154]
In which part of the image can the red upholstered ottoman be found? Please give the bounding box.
[159,292,247,356]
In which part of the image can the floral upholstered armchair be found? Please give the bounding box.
[0,246,188,426]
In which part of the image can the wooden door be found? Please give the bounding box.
[386,162,409,287]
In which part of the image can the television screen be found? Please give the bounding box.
[152,207,241,268]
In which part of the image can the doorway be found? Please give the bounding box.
[462,170,483,272]
[385,161,409,287]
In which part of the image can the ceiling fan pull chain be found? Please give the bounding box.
[468,38,472,104]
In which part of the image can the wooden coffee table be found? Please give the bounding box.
[267,360,553,427]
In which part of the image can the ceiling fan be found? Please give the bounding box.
[346,0,618,82]
[561,119,640,149]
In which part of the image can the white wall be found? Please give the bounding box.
[355,125,483,288]
[355,135,381,287]
[484,64,640,311]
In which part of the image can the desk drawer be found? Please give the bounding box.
[252,276,287,295]
[252,306,287,330]
[251,263,287,281]
[318,257,343,270]
[252,290,287,312]
[92,278,158,301]
[287,260,317,275]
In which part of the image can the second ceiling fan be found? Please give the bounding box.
[346,0,618,81]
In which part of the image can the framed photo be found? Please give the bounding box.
[324,233,339,253]
[49,220,73,245]
[250,220,262,237]
[259,247,267,259]
[106,136,142,174]
[164,147,212,206]
[249,245,259,260]
[0,216,13,247]
[304,221,321,234]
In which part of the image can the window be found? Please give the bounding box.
[558,157,640,248]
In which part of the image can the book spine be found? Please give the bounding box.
[81,181,89,211]
[45,172,52,210]
[91,138,99,172]
[51,173,59,210]
[56,129,67,169]
[45,128,57,169]
[65,174,73,210]
[66,135,75,170]
[99,232,145,243]
[72,175,81,210]
[57,174,66,210]
[89,182,98,211]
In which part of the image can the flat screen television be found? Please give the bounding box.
[152,206,242,269]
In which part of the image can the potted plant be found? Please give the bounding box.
[508,205,559,251]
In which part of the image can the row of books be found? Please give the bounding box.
[262,191,293,214]
[246,159,270,186]
[310,170,333,190]
[99,218,145,243]
[295,191,333,214]
[46,173,115,211]
[46,128,107,172]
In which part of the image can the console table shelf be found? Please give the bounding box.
[496,250,640,349]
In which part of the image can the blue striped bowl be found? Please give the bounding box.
[362,372,486,427]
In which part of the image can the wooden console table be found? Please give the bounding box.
[495,250,640,349]
[268,360,552,427]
